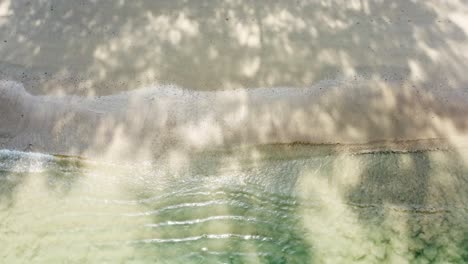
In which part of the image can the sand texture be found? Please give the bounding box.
[1,1,468,160]
[1,78,468,161]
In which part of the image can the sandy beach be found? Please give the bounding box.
[1,0,468,160]
[1,0,468,95]
[1,77,468,161]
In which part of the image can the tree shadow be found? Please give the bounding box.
[0,0,466,95]
[343,149,468,262]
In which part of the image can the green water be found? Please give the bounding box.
[0,147,467,263]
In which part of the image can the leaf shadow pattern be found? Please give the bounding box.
[0,0,466,95]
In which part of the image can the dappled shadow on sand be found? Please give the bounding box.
[0,0,467,95]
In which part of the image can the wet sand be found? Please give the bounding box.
[1,78,468,161]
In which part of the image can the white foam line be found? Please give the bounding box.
[144,215,265,227]
[128,234,273,244]
[124,200,233,217]
[0,149,54,160]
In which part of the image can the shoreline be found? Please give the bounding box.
[2,79,468,162]
[0,135,464,163]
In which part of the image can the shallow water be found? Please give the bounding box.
[0,147,467,263]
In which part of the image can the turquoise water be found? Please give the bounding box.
[0,147,467,263]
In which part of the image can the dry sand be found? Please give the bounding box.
[1,0,468,96]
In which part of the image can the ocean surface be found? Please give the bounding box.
[0,147,467,263]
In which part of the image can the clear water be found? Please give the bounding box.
[0,147,467,263]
